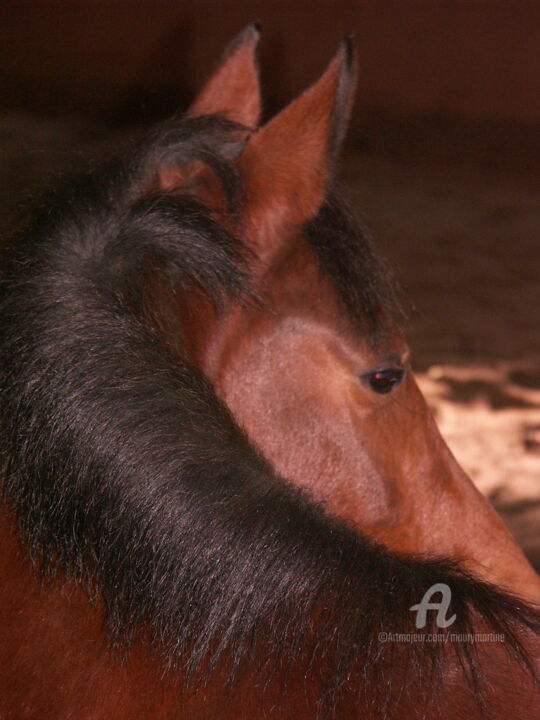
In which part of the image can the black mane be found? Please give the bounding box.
[0,114,538,718]
[306,195,402,334]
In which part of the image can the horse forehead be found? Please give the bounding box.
[261,246,342,322]
[240,314,399,378]
[257,237,396,347]
[251,257,407,361]
[230,240,404,365]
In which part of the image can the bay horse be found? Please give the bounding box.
[0,24,539,720]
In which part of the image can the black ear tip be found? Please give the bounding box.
[240,21,262,43]
[226,22,262,55]
[339,36,356,71]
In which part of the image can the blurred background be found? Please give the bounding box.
[1,1,539,569]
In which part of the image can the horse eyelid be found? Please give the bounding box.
[359,366,406,394]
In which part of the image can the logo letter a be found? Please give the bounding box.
[410,582,456,629]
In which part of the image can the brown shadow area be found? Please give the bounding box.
[439,378,538,410]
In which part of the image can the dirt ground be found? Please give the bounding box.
[1,113,539,571]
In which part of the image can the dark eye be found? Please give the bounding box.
[363,368,405,395]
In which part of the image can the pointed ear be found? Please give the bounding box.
[188,23,262,128]
[152,25,260,205]
[239,38,356,262]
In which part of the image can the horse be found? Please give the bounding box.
[0,24,539,720]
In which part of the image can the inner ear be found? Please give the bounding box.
[155,158,230,214]
[146,119,250,215]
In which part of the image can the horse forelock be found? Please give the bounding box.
[304,194,404,338]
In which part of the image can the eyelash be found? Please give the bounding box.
[361,367,405,395]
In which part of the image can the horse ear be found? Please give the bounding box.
[239,38,356,263]
[154,24,260,202]
[188,22,261,127]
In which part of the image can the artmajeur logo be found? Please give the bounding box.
[378,582,504,644]
[409,583,457,629]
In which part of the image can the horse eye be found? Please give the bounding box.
[363,368,405,394]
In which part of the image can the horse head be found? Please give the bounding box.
[151,25,540,604]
